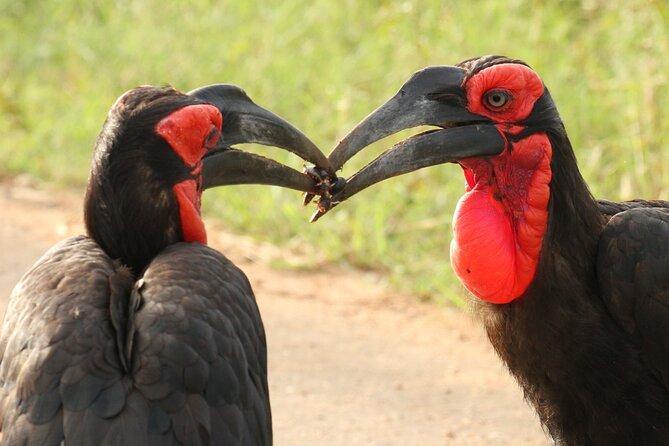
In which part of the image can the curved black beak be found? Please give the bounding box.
[188,84,335,193]
[313,66,507,219]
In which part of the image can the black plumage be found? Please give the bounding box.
[319,55,669,445]
[0,238,269,445]
[471,59,669,445]
[0,84,328,445]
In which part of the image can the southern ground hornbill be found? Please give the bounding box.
[311,55,669,445]
[0,84,333,445]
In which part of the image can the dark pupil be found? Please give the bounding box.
[488,93,506,106]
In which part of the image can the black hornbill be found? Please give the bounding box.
[0,84,333,445]
[313,55,669,445]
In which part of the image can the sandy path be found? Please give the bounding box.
[0,178,550,445]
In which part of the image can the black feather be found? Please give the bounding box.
[0,87,271,445]
[457,56,669,445]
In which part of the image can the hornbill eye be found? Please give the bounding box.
[204,127,221,150]
[484,89,511,109]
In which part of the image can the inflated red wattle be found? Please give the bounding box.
[451,134,552,303]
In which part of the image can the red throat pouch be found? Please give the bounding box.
[173,179,207,244]
[450,134,552,303]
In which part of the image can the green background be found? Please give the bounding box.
[2,0,668,304]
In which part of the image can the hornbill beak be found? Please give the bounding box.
[312,65,507,219]
[188,84,335,194]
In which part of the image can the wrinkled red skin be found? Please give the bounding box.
[156,104,222,244]
[450,64,551,304]
[173,179,207,244]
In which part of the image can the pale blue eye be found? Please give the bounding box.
[484,90,511,109]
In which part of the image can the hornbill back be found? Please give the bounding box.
[0,237,270,445]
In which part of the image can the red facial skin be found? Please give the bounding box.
[155,104,222,244]
[450,64,551,304]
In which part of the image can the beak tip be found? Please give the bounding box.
[302,192,316,207]
[309,209,325,223]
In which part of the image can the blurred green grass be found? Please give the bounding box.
[2,0,669,305]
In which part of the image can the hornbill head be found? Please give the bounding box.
[85,84,333,274]
[315,56,572,304]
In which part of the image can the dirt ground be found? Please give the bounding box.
[0,177,551,446]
